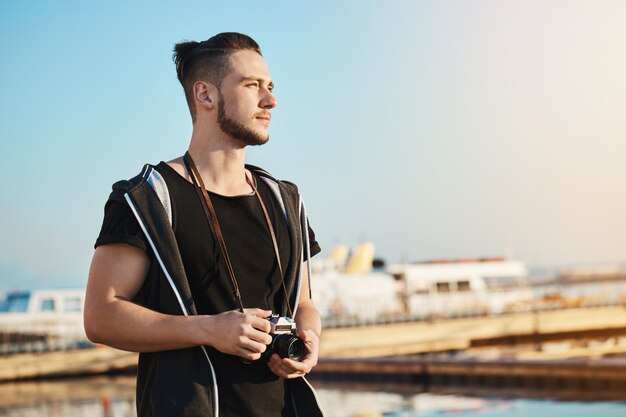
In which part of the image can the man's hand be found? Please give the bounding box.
[267,328,319,379]
[201,308,272,361]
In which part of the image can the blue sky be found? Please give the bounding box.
[1,1,625,291]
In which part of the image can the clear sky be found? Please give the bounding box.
[1,1,625,291]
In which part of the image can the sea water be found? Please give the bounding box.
[1,376,625,417]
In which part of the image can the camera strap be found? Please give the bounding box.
[183,151,294,318]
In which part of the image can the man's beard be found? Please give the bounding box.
[217,96,269,147]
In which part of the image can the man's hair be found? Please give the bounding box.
[173,32,262,122]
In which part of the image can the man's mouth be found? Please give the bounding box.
[255,113,271,122]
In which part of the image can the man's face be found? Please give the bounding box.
[216,50,277,147]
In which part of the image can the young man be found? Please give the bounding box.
[84,33,324,417]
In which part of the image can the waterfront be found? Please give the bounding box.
[3,263,626,415]
[1,375,626,417]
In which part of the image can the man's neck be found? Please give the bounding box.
[179,130,252,196]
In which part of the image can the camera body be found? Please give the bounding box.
[268,314,297,335]
[265,314,305,361]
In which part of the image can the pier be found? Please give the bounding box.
[313,356,626,389]
[319,305,626,357]
[1,305,626,383]
[0,345,136,382]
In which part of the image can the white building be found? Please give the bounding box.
[388,258,532,317]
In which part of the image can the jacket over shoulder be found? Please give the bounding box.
[102,163,324,417]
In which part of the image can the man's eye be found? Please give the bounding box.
[247,82,259,88]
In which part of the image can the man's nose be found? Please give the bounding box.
[261,89,277,109]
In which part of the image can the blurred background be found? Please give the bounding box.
[1,1,625,416]
[1,0,625,290]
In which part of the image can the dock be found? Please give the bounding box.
[1,305,626,382]
[0,345,136,381]
[313,355,626,386]
[319,305,626,357]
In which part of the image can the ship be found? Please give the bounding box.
[0,289,87,354]
[311,242,534,324]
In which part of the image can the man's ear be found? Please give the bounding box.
[193,81,218,111]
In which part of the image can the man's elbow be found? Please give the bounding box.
[84,311,100,344]
[83,303,109,345]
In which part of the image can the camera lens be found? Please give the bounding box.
[273,334,305,361]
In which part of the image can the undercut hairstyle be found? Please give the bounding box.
[173,32,262,122]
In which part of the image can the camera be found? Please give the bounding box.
[264,314,306,361]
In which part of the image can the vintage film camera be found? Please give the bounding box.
[265,314,305,361]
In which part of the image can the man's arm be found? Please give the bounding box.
[84,243,273,360]
[268,261,322,378]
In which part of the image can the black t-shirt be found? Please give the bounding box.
[95,162,321,417]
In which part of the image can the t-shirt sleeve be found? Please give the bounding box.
[94,200,149,252]
[307,220,321,258]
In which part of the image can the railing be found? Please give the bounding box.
[321,294,626,329]
[0,319,91,355]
